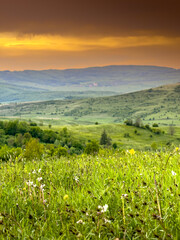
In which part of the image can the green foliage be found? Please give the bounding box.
[112,142,118,149]
[84,140,99,155]
[124,119,133,126]
[55,146,68,157]
[151,142,157,150]
[24,138,44,160]
[124,132,130,138]
[100,130,112,147]
[152,123,159,127]
[152,128,162,135]
[0,145,22,161]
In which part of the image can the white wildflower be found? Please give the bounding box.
[98,204,108,213]
[103,218,111,224]
[76,219,84,224]
[38,169,41,173]
[74,176,79,183]
[121,194,128,199]
[171,171,176,176]
[40,184,45,191]
[32,170,36,174]
[37,177,43,182]
[26,180,33,186]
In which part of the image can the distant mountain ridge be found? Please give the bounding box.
[0,65,180,102]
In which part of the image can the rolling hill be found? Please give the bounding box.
[0,65,180,102]
[0,82,179,126]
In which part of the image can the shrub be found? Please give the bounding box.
[55,146,68,157]
[24,138,44,160]
[85,141,99,155]
[124,133,130,138]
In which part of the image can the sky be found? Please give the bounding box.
[0,0,180,70]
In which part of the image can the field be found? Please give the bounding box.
[0,148,179,239]
[50,124,180,150]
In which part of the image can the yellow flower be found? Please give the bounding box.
[129,149,135,155]
[63,194,69,200]
[23,188,26,191]
[175,147,179,151]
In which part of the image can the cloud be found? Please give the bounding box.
[0,0,179,37]
[1,33,180,55]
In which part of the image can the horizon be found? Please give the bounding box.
[1,64,180,72]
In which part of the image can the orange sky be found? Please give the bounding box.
[0,0,180,70]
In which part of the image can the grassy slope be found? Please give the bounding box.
[0,83,179,126]
[50,123,180,150]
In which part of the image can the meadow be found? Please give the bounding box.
[0,148,179,239]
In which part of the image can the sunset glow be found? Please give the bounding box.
[0,0,179,70]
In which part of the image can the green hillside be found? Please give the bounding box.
[0,65,180,102]
[0,83,179,126]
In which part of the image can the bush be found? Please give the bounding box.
[24,138,44,160]
[152,123,159,127]
[112,142,118,149]
[55,146,68,157]
[85,141,99,155]
[152,128,161,135]
[124,119,133,126]
[124,133,130,138]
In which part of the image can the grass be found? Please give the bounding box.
[0,148,179,239]
[48,123,180,150]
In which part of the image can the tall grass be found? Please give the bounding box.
[0,148,179,239]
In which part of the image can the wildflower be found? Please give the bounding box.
[63,194,69,200]
[37,177,42,182]
[98,204,108,213]
[129,149,135,155]
[171,171,176,176]
[121,194,128,199]
[23,187,26,191]
[74,176,79,183]
[38,169,41,173]
[103,218,111,224]
[26,180,33,186]
[76,219,84,224]
[40,184,45,191]
[32,170,36,174]
[175,147,179,151]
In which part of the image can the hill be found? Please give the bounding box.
[0,65,180,102]
[0,82,179,126]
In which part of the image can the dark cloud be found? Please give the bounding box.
[0,0,180,36]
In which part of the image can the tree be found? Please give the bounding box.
[100,130,111,147]
[134,117,142,128]
[85,141,99,155]
[24,138,44,160]
[55,146,68,157]
[168,125,175,136]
